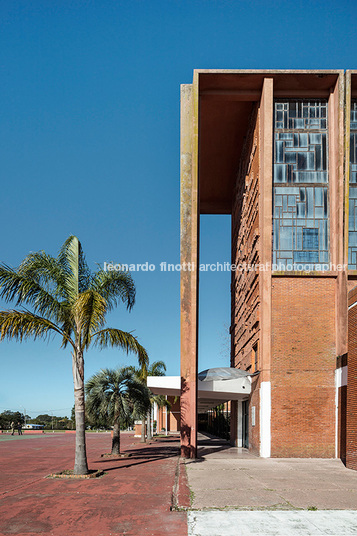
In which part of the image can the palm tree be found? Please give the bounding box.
[0,236,148,474]
[130,360,166,441]
[86,367,150,455]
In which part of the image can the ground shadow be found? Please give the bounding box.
[91,441,180,472]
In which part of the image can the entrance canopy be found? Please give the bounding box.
[147,367,251,412]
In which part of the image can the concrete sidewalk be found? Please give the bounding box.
[183,433,357,535]
[187,510,357,535]
[0,431,187,536]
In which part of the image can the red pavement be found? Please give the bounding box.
[0,432,188,536]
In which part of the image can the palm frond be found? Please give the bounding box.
[59,304,75,348]
[93,328,149,371]
[57,236,80,302]
[125,365,143,381]
[0,309,73,347]
[0,264,68,323]
[73,290,107,349]
[127,381,151,416]
[148,360,166,377]
[85,367,148,425]
[90,269,136,311]
[58,236,91,297]
[153,394,171,409]
[17,251,67,298]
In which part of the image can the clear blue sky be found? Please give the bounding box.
[0,0,355,418]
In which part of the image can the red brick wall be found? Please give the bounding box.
[347,289,357,469]
[271,276,336,457]
[168,396,180,432]
[231,105,261,453]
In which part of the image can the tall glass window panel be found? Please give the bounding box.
[349,100,357,268]
[273,100,329,270]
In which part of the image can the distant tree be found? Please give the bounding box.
[57,417,72,430]
[86,367,150,455]
[32,414,53,426]
[71,406,76,428]
[0,410,24,430]
[0,236,148,474]
[29,414,73,430]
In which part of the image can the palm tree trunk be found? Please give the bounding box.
[147,408,152,441]
[72,350,89,475]
[111,406,120,455]
[140,418,146,443]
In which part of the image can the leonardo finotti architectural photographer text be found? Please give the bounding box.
[103,261,348,273]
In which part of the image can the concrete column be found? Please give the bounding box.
[180,80,199,458]
[259,77,273,457]
[329,75,348,360]
[258,77,273,382]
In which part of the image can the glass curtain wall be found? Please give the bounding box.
[349,100,357,268]
[272,100,329,270]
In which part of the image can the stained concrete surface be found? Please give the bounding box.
[185,435,357,510]
[184,434,357,535]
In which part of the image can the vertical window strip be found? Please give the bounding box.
[348,100,357,269]
[272,100,329,270]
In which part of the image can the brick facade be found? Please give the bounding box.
[229,103,338,458]
[271,276,336,457]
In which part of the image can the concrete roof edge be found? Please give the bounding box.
[193,68,344,75]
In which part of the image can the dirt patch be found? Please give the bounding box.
[46,469,104,479]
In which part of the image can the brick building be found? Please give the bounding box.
[179,69,357,465]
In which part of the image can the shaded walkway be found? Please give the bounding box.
[0,432,187,535]
[197,432,256,459]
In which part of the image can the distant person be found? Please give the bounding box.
[11,421,15,435]
[17,422,22,435]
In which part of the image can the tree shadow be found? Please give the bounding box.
[91,442,180,472]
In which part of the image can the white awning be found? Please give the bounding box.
[147,368,251,412]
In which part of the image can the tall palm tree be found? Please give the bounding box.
[86,367,150,455]
[0,236,148,474]
[130,360,166,441]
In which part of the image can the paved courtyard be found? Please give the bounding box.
[2,431,357,535]
[0,431,186,536]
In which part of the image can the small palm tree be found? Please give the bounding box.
[130,360,166,441]
[86,368,150,455]
[0,236,148,474]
